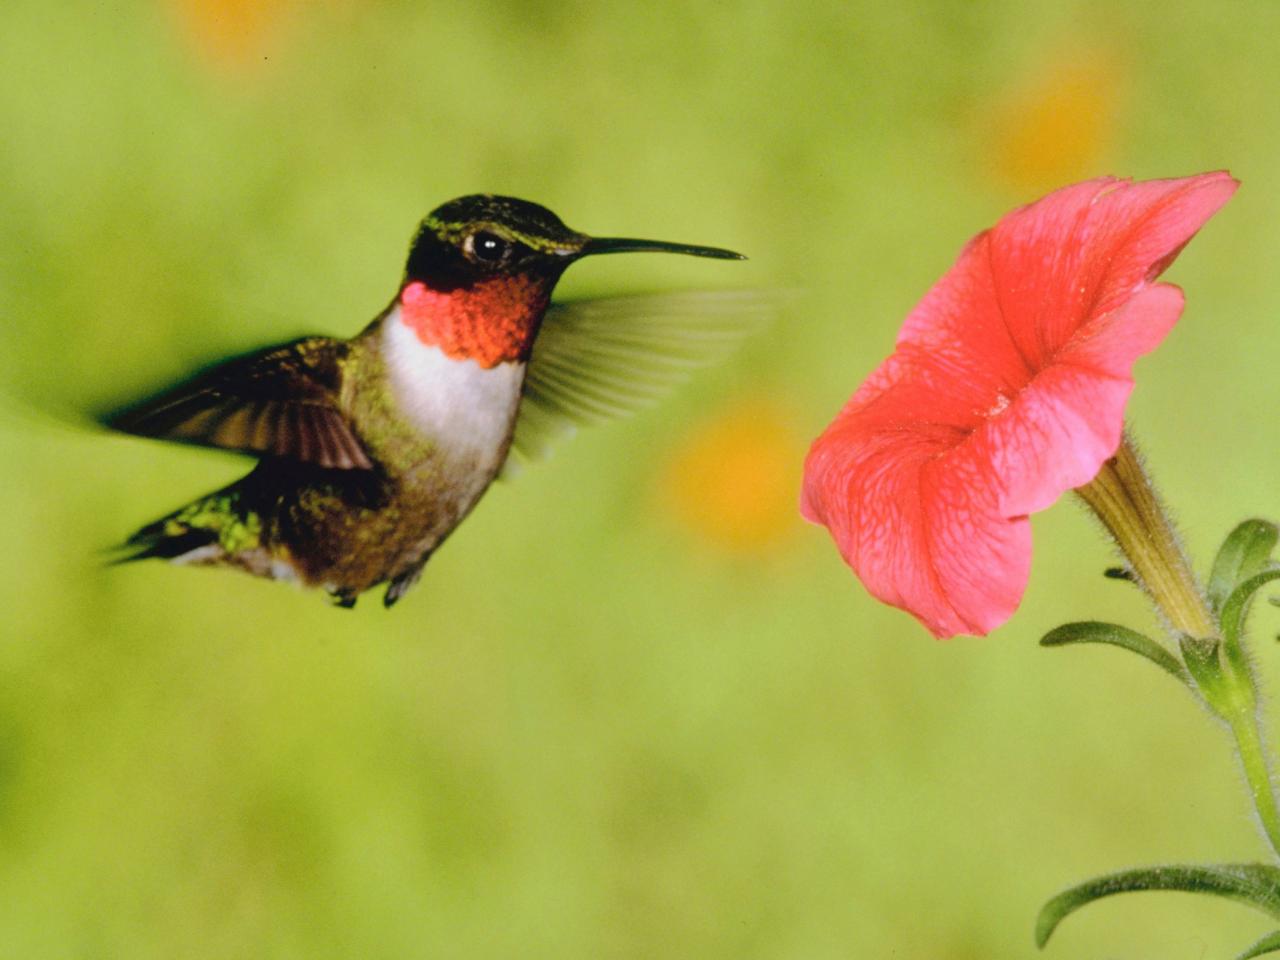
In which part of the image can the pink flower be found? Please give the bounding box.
[801,173,1238,638]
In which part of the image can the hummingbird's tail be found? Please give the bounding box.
[111,487,253,568]
[113,521,220,564]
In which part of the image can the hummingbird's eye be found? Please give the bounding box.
[466,231,513,264]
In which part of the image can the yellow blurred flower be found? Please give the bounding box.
[658,399,803,553]
[987,52,1125,190]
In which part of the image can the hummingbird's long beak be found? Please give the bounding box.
[579,236,746,260]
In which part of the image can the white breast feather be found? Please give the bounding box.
[382,305,525,473]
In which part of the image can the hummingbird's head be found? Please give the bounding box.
[397,194,744,368]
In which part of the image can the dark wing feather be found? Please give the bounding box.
[104,337,373,470]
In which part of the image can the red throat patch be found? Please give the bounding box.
[399,277,548,368]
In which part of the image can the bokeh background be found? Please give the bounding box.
[2,1,1279,956]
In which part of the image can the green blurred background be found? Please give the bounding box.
[2,1,1279,956]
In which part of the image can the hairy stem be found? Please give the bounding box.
[1076,431,1280,859]
[1228,710,1280,859]
[1075,433,1215,639]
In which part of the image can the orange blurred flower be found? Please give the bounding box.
[986,52,1125,190]
[659,399,803,553]
[167,0,302,72]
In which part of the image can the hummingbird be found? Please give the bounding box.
[108,194,765,608]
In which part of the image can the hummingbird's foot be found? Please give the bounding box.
[384,559,428,609]
[328,588,359,609]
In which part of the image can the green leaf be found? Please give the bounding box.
[1221,570,1280,649]
[1239,930,1280,960]
[1036,863,1280,949]
[1040,621,1188,684]
[1178,634,1227,704]
[1210,520,1279,613]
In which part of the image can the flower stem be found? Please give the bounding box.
[1075,433,1216,639]
[1076,431,1280,859]
[1227,708,1280,858]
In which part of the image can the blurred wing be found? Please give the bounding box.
[508,290,773,469]
[104,337,373,469]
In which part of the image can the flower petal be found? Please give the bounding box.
[802,373,1030,637]
[988,284,1186,517]
[803,173,1238,638]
